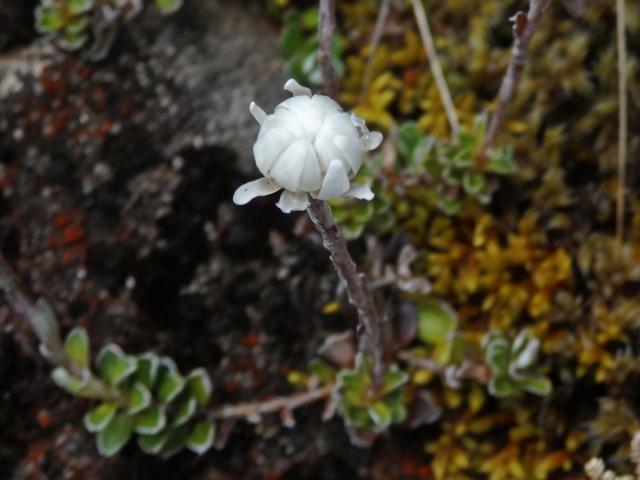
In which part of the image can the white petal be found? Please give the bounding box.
[249,102,267,124]
[361,131,383,150]
[317,159,350,200]
[284,79,312,97]
[334,135,365,173]
[350,113,369,133]
[269,140,307,192]
[309,94,342,116]
[344,183,374,200]
[297,143,323,192]
[233,178,282,205]
[253,128,294,176]
[276,191,310,213]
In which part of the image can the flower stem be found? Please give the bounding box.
[307,198,384,381]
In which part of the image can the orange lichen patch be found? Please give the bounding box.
[36,409,52,429]
[241,333,260,347]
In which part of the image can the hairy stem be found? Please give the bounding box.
[410,0,460,136]
[483,0,552,152]
[209,383,334,420]
[307,198,384,381]
[318,0,339,99]
[615,0,628,247]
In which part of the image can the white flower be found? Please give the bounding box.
[233,79,383,213]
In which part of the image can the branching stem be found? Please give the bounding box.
[483,0,552,152]
[318,0,339,99]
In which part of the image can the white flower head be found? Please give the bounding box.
[233,79,383,213]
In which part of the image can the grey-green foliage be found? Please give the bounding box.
[35,0,183,60]
[53,327,215,457]
[335,355,409,440]
[483,330,553,398]
[397,114,517,215]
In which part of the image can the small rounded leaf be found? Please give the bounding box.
[417,300,458,345]
[134,405,167,435]
[84,403,117,433]
[186,420,216,455]
[64,327,90,370]
[127,383,152,415]
[51,367,89,394]
[97,414,133,457]
[185,368,212,407]
[97,345,137,385]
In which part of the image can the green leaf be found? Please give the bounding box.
[381,366,408,395]
[97,414,133,457]
[442,167,463,186]
[35,7,65,33]
[134,405,167,435]
[308,360,336,384]
[154,0,183,15]
[51,367,89,394]
[488,376,520,398]
[342,405,371,428]
[127,383,152,415]
[156,358,185,405]
[397,122,424,162]
[135,353,160,389]
[84,403,117,433]
[172,397,197,427]
[67,0,94,15]
[64,327,90,369]
[486,339,510,374]
[160,425,189,459]
[519,375,552,396]
[385,390,408,423]
[65,16,89,35]
[97,345,137,386]
[463,172,487,195]
[185,420,216,455]
[138,429,169,455]
[338,368,370,407]
[436,195,462,216]
[486,146,517,174]
[417,300,458,345]
[279,24,304,56]
[368,401,392,429]
[300,8,319,29]
[185,368,212,408]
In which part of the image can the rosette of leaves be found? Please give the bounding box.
[279,7,344,89]
[34,0,183,58]
[483,330,552,398]
[52,327,215,458]
[397,115,517,215]
[335,355,409,445]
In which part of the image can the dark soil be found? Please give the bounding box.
[0,1,430,478]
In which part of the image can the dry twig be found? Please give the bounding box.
[318,0,339,99]
[615,0,628,247]
[409,0,460,136]
[483,0,552,152]
[209,383,334,421]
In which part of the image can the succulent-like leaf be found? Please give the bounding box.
[397,122,424,162]
[436,195,462,216]
[35,7,65,33]
[96,414,133,457]
[486,146,517,174]
[488,376,520,398]
[84,403,117,433]
[154,0,183,15]
[486,339,510,374]
[135,353,160,389]
[463,172,486,195]
[156,358,185,405]
[127,383,152,415]
[134,405,167,435]
[159,425,189,459]
[519,375,553,396]
[417,300,458,345]
[172,397,197,427]
[381,366,409,395]
[185,420,216,455]
[67,0,94,15]
[308,359,337,384]
[97,344,137,386]
[138,429,169,455]
[368,401,392,429]
[64,327,90,370]
[30,298,62,351]
[185,368,212,408]
[51,367,89,394]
